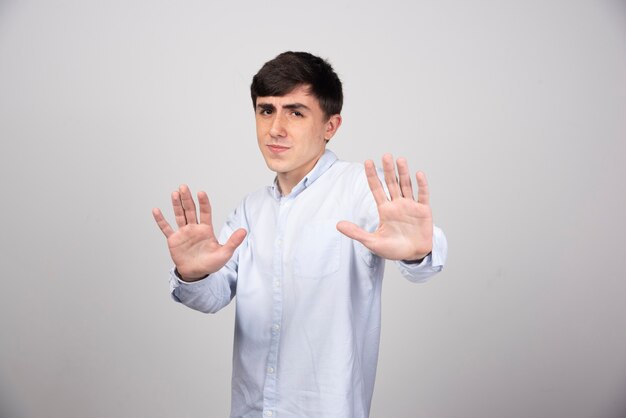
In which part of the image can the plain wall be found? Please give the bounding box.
[1,0,625,417]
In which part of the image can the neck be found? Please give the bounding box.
[276,173,300,196]
[276,153,325,196]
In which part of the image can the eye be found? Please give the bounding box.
[291,111,304,117]
[259,108,272,116]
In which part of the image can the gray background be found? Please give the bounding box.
[1,0,625,417]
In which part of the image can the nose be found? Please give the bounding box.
[269,113,286,138]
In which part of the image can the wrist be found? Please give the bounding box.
[403,251,431,264]
[174,268,209,282]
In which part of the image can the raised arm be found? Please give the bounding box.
[336,154,433,261]
[152,184,247,281]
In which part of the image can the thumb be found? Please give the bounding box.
[336,221,374,247]
[223,228,247,252]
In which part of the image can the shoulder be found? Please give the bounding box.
[327,160,367,185]
[319,159,374,206]
[240,185,276,209]
[222,185,275,230]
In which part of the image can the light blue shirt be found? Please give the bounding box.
[170,150,447,418]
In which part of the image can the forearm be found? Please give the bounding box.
[169,266,234,314]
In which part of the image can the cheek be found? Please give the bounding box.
[256,126,268,145]
[298,124,324,144]
[255,117,270,133]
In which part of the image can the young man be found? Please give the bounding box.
[152,51,447,418]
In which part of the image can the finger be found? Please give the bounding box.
[396,157,414,200]
[416,171,430,206]
[336,221,375,248]
[179,184,198,224]
[364,160,388,206]
[152,208,175,238]
[221,228,247,253]
[382,153,401,200]
[172,191,187,228]
[197,191,213,226]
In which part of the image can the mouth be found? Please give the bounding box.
[267,144,290,154]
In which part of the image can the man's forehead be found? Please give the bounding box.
[256,85,316,105]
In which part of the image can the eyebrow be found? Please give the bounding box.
[283,103,310,111]
[256,103,275,112]
[256,102,311,112]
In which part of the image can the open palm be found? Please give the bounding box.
[337,154,433,261]
[152,185,247,281]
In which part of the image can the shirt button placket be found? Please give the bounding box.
[263,197,290,415]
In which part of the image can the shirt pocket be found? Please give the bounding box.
[292,221,341,279]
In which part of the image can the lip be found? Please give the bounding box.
[267,144,290,154]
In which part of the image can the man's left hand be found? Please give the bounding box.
[337,154,433,262]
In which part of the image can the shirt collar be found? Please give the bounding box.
[270,149,338,200]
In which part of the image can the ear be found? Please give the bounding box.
[324,114,342,142]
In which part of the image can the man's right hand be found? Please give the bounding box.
[152,184,247,282]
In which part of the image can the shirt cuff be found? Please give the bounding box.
[169,267,212,299]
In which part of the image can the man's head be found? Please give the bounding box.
[251,52,343,195]
[250,51,343,120]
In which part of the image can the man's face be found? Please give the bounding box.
[255,85,341,192]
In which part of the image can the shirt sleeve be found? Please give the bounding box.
[169,201,246,314]
[395,225,448,283]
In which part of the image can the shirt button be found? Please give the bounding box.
[267,367,275,374]
[264,411,273,417]
[272,324,280,331]
[274,281,280,288]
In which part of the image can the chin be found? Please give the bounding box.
[262,157,286,173]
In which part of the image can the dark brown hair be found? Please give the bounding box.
[250,51,343,119]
